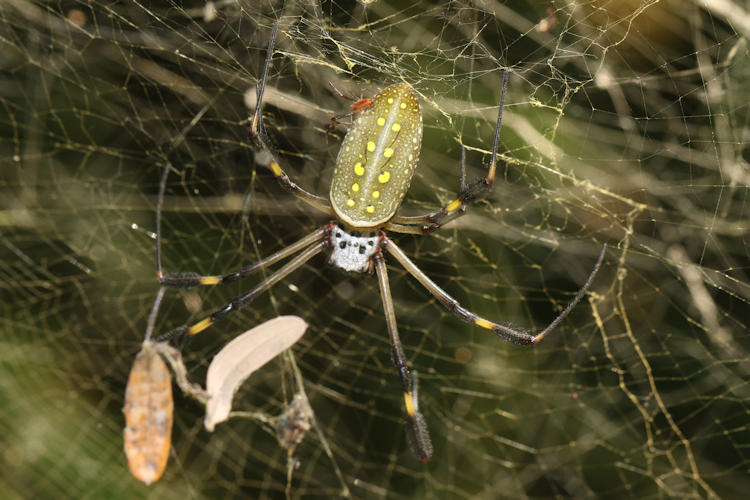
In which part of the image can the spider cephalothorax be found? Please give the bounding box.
[328,224,379,273]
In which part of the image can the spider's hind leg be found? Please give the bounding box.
[373,251,433,462]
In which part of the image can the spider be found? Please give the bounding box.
[155,23,606,462]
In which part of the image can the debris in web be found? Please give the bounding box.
[204,315,308,431]
[276,393,313,454]
[123,315,307,484]
[123,341,173,485]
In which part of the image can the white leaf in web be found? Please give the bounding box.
[204,316,307,432]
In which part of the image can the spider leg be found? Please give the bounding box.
[373,251,433,462]
[156,162,328,288]
[249,22,335,218]
[390,71,510,234]
[143,287,167,343]
[159,227,327,288]
[383,236,606,345]
[159,239,327,341]
[381,221,433,235]
[410,370,421,412]
[325,82,374,140]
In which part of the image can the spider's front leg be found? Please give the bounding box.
[389,70,510,235]
[249,22,334,218]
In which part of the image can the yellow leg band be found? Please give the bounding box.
[474,318,494,330]
[487,163,496,181]
[403,392,416,417]
[446,199,462,212]
[188,317,213,336]
[270,161,282,177]
[199,276,221,285]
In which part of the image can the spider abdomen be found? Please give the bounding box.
[329,83,423,229]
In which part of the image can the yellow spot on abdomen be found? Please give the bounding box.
[378,171,390,183]
[377,117,386,126]
[354,163,364,176]
[367,141,376,152]
[387,97,394,104]
[372,190,380,199]
[392,123,401,132]
[352,183,360,192]
[347,199,355,207]
[366,205,375,213]
[400,102,407,109]
[384,147,394,158]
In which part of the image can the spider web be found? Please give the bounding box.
[2,0,748,498]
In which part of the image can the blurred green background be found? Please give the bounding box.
[1,0,748,498]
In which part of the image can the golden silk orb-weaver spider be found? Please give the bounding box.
[155,23,606,462]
